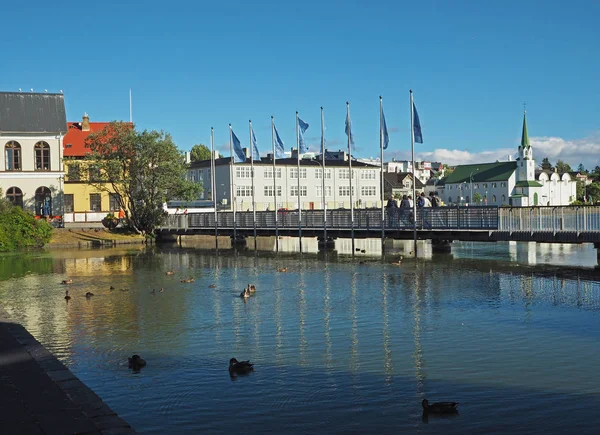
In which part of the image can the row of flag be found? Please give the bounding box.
[228,99,423,163]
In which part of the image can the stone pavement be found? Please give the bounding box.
[0,308,137,435]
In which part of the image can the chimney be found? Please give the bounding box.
[82,113,90,131]
[184,151,191,164]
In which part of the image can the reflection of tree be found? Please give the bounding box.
[0,254,56,280]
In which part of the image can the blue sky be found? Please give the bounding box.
[2,0,599,168]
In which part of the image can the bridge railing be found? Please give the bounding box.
[498,206,600,233]
[161,206,501,231]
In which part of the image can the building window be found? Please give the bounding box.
[448,197,452,203]
[67,162,82,181]
[35,187,52,216]
[491,183,497,188]
[236,186,253,197]
[235,167,251,178]
[264,186,281,197]
[483,183,488,188]
[64,194,74,212]
[325,186,331,197]
[361,186,376,196]
[264,168,282,178]
[299,168,307,179]
[5,141,21,170]
[492,195,497,202]
[316,186,322,197]
[5,186,23,208]
[361,170,376,180]
[88,165,102,182]
[501,195,506,203]
[339,186,354,196]
[290,168,298,178]
[339,169,352,179]
[290,186,307,197]
[34,141,51,171]
[109,193,121,211]
[90,193,102,211]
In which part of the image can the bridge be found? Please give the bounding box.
[157,206,600,258]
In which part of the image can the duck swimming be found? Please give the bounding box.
[277,268,288,273]
[166,271,175,275]
[208,284,217,288]
[128,355,147,370]
[248,284,256,292]
[64,290,71,300]
[85,292,94,298]
[62,279,73,285]
[109,285,115,290]
[240,288,251,299]
[229,358,253,375]
[422,399,459,414]
[181,277,195,283]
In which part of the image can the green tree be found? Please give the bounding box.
[85,122,202,236]
[555,160,572,174]
[540,157,553,171]
[0,196,53,252]
[190,144,212,162]
[577,163,586,173]
[473,192,482,204]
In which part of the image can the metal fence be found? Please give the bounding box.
[498,206,600,233]
[162,206,501,231]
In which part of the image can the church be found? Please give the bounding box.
[437,112,577,206]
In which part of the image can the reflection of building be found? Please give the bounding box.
[0,91,67,216]
[62,114,125,223]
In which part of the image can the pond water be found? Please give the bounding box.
[0,241,599,434]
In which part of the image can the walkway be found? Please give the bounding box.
[0,308,136,435]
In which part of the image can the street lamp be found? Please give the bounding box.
[469,168,479,206]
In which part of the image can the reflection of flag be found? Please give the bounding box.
[231,130,246,162]
[298,117,309,153]
[274,124,285,158]
[252,129,260,160]
[381,109,389,150]
[413,102,423,144]
[345,109,354,147]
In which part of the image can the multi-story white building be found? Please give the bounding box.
[187,150,382,211]
[0,91,67,216]
[440,112,577,206]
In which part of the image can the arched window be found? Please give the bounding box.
[448,197,452,204]
[492,195,497,203]
[6,187,23,208]
[35,187,52,216]
[5,141,21,170]
[34,141,51,171]
[501,195,506,203]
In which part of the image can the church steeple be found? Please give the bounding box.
[521,110,530,148]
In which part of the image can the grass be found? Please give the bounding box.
[48,228,145,247]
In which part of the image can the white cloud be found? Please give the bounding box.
[409,132,600,169]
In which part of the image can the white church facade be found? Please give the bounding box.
[439,112,577,206]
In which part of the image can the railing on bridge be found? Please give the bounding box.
[162,206,500,231]
[498,206,600,233]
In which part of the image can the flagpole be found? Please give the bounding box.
[296,111,302,252]
[410,90,417,256]
[249,120,257,247]
[211,127,218,250]
[321,106,327,246]
[347,102,355,255]
[272,116,279,252]
[380,96,385,254]
[129,88,132,123]
[229,124,237,243]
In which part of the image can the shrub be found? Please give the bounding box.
[0,206,53,252]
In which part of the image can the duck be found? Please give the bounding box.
[421,399,459,414]
[159,287,164,293]
[166,271,175,275]
[277,268,288,273]
[85,292,94,298]
[109,285,115,290]
[249,284,256,293]
[62,279,73,285]
[128,355,147,370]
[208,284,217,288]
[229,358,253,374]
[180,277,195,283]
[240,288,251,299]
[64,290,71,300]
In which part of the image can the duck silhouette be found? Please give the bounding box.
[208,284,217,288]
[128,355,147,370]
[64,290,71,300]
[422,399,459,414]
[85,292,94,298]
[229,358,253,375]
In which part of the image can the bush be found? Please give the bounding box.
[0,206,53,251]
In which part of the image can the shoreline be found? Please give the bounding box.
[47,228,146,249]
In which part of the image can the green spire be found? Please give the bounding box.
[521,111,530,148]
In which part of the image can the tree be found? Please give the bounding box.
[190,144,212,162]
[555,160,572,174]
[85,122,201,236]
[540,157,553,171]
[577,163,586,173]
[472,192,482,204]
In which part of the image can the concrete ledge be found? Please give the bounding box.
[0,307,137,434]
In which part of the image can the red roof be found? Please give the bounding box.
[63,122,113,157]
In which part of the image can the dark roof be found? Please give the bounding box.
[444,162,516,184]
[383,172,425,189]
[189,157,380,169]
[0,92,67,133]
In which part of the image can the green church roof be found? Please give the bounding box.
[444,161,516,184]
[521,112,530,148]
[515,180,543,187]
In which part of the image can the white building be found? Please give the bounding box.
[0,91,67,216]
[187,150,382,211]
[440,112,577,206]
[385,160,441,185]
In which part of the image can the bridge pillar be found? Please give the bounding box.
[231,234,247,248]
[431,239,452,254]
[595,242,600,265]
[155,231,178,244]
[318,236,336,251]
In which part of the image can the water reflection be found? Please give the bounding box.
[0,246,599,434]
